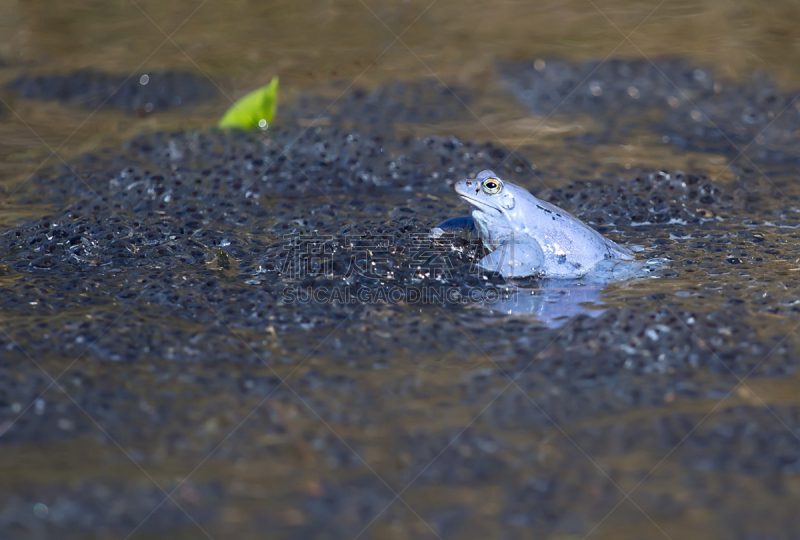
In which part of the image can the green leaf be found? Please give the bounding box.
[217,76,279,130]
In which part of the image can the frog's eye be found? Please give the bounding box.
[481,178,503,195]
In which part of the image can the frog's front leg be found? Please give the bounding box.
[430,216,476,239]
[477,238,544,278]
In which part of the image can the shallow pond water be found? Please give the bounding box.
[2,2,800,540]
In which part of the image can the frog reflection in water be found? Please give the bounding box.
[433,170,634,279]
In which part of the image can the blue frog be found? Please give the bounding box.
[433,170,634,278]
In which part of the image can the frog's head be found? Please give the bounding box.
[454,170,527,243]
[454,170,520,211]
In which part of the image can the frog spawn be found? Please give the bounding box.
[1,73,800,540]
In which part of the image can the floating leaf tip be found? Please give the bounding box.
[217,76,279,130]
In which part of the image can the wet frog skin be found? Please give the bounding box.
[434,170,634,278]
